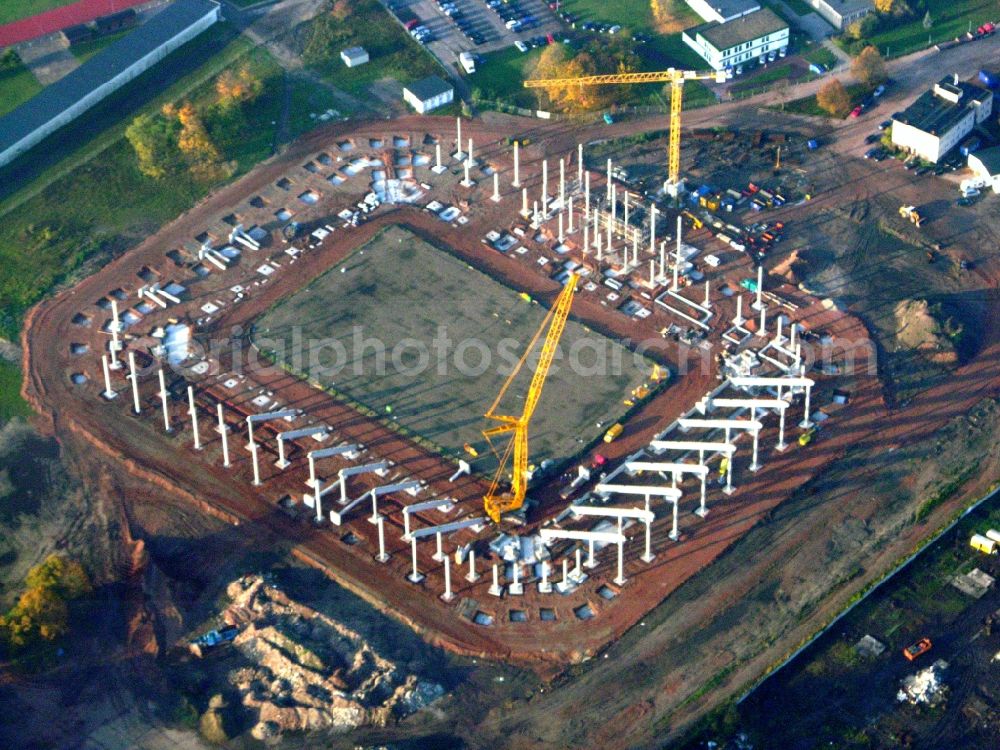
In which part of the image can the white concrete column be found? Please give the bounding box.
[642,513,654,563]
[533,200,540,225]
[492,171,500,202]
[777,406,787,452]
[376,515,389,562]
[442,554,454,601]
[538,559,552,593]
[704,280,711,308]
[187,386,200,450]
[435,142,442,170]
[562,557,570,585]
[584,171,591,219]
[577,143,583,186]
[408,536,424,583]
[521,187,529,217]
[800,384,813,429]
[489,563,502,596]
[696,474,708,517]
[433,530,444,562]
[676,214,682,262]
[568,195,574,233]
[128,351,140,414]
[606,157,612,200]
[672,261,679,291]
[509,562,523,595]
[462,159,472,187]
[649,203,657,254]
[158,368,170,432]
[614,517,626,585]
[583,220,589,254]
[649,259,656,285]
[633,234,639,267]
[369,490,380,525]
[542,159,548,207]
[467,137,474,165]
[559,157,565,207]
[735,295,744,325]
[574,547,583,577]
[101,354,116,400]
[758,305,767,337]
[218,404,230,468]
[109,300,121,368]
[670,498,679,540]
[250,440,261,486]
[754,265,764,310]
[611,183,617,226]
[512,140,520,187]
[775,315,784,345]
[585,539,596,569]
[403,509,412,541]
[466,549,479,582]
[623,190,629,228]
[455,117,463,159]
[750,425,761,472]
[558,211,564,243]
[724,449,734,495]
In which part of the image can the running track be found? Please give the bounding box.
[0,0,147,47]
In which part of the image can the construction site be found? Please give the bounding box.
[15,86,1000,744]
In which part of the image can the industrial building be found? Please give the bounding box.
[402,76,454,113]
[891,76,993,163]
[0,0,221,169]
[682,8,789,71]
[684,0,760,24]
[805,0,873,30]
[340,46,369,68]
[966,146,1000,192]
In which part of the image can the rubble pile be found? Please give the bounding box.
[897,660,949,707]
[219,576,444,740]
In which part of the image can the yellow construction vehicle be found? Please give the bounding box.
[651,363,665,382]
[524,68,726,189]
[681,210,704,229]
[481,275,578,523]
[899,205,924,228]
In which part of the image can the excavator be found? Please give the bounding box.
[481,274,578,523]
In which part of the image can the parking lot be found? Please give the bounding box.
[387,0,562,78]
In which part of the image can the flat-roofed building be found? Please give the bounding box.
[0,0,221,169]
[685,0,760,24]
[891,76,993,163]
[402,75,454,113]
[682,8,789,71]
[807,0,873,30]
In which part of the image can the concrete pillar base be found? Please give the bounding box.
[613,575,627,586]
[507,582,524,596]
[694,507,709,518]
[511,180,521,188]
[432,551,445,562]
[466,571,480,583]
[303,494,315,507]
[722,485,735,495]
[274,459,290,469]
[367,515,380,525]
[669,530,680,541]
[431,165,448,175]
[584,558,597,570]
[537,581,552,593]
[799,420,813,430]
[441,591,455,602]
[375,553,390,563]
[776,442,788,452]
[488,583,503,597]
[102,390,118,400]
[460,179,476,188]
[749,463,761,473]
[407,572,425,584]
[640,553,656,564]
[491,194,501,202]
[452,151,466,161]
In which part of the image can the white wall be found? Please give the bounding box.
[0,7,220,168]
[683,26,788,71]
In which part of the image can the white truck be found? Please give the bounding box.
[459,52,476,74]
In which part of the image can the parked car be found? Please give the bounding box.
[849,105,863,118]
[865,133,882,144]
[873,84,886,97]
[778,46,787,57]
[878,119,891,130]
[864,147,880,159]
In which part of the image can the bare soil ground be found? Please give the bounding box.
[10,105,1000,749]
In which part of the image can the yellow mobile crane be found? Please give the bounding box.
[482,274,578,523]
[524,68,726,191]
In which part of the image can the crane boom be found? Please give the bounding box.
[524,67,724,188]
[482,275,578,523]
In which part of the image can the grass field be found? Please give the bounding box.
[299,0,442,97]
[0,361,31,422]
[255,225,652,468]
[0,0,69,25]
[849,0,995,57]
[0,54,42,117]
[473,45,544,108]
[772,0,813,15]
[802,45,838,69]
[0,26,285,340]
[559,0,700,32]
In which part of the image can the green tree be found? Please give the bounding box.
[125,113,181,179]
[852,45,888,88]
[817,78,852,117]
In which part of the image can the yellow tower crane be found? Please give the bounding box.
[482,274,578,523]
[524,68,726,191]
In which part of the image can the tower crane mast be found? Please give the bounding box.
[524,68,726,191]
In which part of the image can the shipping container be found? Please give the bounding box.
[970,533,998,555]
